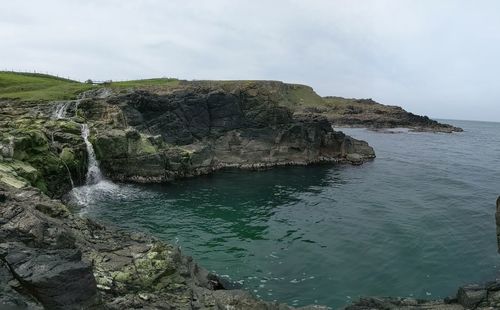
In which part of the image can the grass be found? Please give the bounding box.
[283,85,325,108]
[0,72,179,102]
[0,71,96,102]
[108,78,179,89]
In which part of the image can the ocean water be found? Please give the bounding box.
[82,120,500,309]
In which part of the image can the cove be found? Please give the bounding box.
[79,119,500,309]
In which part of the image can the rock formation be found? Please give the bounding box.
[78,84,375,183]
[307,97,463,133]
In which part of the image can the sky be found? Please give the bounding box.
[1,0,499,121]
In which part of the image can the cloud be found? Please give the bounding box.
[1,0,499,121]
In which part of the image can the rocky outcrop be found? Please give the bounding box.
[0,100,88,197]
[307,97,464,133]
[76,85,374,182]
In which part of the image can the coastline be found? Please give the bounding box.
[0,73,497,309]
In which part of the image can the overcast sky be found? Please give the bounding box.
[1,0,499,121]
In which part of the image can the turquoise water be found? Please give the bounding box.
[83,120,500,309]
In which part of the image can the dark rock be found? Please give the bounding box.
[457,284,487,308]
[1,243,100,310]
[497,196,500,252]
[321,96,463,133]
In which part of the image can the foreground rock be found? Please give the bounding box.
[0,183,327,309]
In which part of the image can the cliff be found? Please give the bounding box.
[0,74,375,197]
[82,84,375,183]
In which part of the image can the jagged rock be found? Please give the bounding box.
[457,285,487,308]
[0,243,100,309]
[0,260,44,309]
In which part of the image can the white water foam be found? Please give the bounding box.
[68,123,117,212]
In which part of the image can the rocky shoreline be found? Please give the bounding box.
[0,74,496,309]
[0,183,332,309]
[0,80,374,309]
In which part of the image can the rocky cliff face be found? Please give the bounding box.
[77,85,375,183]
[0,82,375,198]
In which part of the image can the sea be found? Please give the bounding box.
[78,119,500,309]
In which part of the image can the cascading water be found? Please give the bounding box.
[68,124,120,211]
[53,101,71,119]
[52,99,81,119]
[81,124,102,185]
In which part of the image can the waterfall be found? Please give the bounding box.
[81,124,103,185]
[53,101,71,119]
[53,100,81,119]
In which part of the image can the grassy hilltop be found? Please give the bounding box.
[0,71,178,102]
[0,71,461,132]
